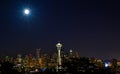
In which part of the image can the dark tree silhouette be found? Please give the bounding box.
[1,61,20,74]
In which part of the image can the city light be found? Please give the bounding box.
[105,63,109,67]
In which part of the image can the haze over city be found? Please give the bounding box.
[0,0,120,59]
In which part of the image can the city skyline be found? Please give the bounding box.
[0,0,120,59]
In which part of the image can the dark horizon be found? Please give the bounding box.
[0,0,120,60]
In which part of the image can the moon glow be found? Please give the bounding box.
[24,9,30,15]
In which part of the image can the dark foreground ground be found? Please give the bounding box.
[0,69,118,74]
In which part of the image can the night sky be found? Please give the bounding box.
[0,0,120,59]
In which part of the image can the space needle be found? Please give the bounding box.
[56,42,62,71]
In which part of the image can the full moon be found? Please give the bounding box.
[24,9,30,15]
